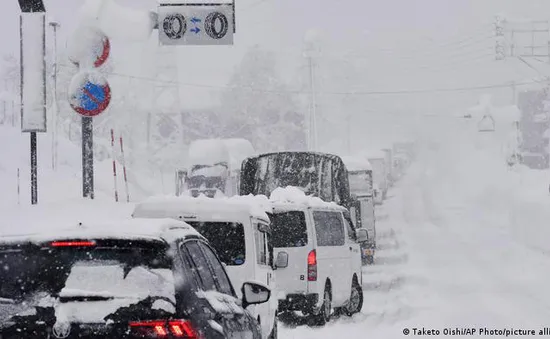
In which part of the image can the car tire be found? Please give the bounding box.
[268,316,278,339]
[344,278,363,316]
[310,286,331,326]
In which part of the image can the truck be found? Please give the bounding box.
[176,138,255,197]
[340,155,377,264]
[366,150,388,203]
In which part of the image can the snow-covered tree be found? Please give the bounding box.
[220,45,306,152]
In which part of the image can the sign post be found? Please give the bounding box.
[18,0,46,205]
[67,27,111,199]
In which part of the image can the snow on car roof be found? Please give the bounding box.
[340,155,373,171]
[0,200,202,245]
[269,186,344,210]
[188,139,230,166]
[222,138,256,169]
[133,194,272,223]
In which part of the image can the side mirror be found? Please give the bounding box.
[274,252,288,269]
[356,228,368,243]
[241,282,271,308]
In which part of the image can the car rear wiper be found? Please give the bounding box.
[0,297,16,304]
[59,295,115,302]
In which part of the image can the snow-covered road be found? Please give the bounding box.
[281,134,550,338]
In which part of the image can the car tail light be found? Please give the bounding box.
[307,249,317,281]
[50,240,96,247]
[129,319,199,338]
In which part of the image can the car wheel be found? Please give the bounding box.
[344,279,363,316]
[268,316,278,339]
[310,286,331,326]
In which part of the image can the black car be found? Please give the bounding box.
[0,218,270,338]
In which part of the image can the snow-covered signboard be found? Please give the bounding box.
[158,3,234,46]
[20,13,46,132]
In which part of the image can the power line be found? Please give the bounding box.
[80,67,542,95]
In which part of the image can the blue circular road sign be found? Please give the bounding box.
[69,71,111,117]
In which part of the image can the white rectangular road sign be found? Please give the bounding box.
[20,13,47,132]
[158,3,234,46]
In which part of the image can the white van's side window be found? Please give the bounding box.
[254,225,268,265]
[343,216,356,242]
[312,211,345,246]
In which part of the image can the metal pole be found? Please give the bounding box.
[49,21,59,170]
[120,135,130,202]
[17,168,20,205]
[82,116,94,199]
[346,111,352,154]
[308,55,317,151]
[30,132,37,204]
[111,128,119,202]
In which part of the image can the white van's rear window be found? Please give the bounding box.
[271,211,308,248]
[312,211,346,246]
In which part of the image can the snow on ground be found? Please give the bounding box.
[4,112,550,338]
[0,125,167,211]
[280,121,550,338]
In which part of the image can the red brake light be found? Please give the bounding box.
[307,249,316,265]
[307,249,317,281]
[50,241,96,247]
[129,319,199,338]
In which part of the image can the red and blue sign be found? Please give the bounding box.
[69,71,111,117]
[68,27,111,68]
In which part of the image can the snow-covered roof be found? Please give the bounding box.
[340,155,372,172]
[222,138,256,169]
[188,139,230,167]
[0,216,201,245]
[133,194,271,223]
[269,186,344,211]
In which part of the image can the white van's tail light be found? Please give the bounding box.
[307,249,317,281]
[129,319,199,338]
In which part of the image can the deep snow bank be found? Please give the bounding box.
[0,125,160,210]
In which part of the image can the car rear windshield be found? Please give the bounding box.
[0,239,172,302]
[186,222,246,266]
[270,211,308,248]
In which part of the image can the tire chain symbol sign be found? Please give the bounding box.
[163,13,187,39]
[204,12,229,39]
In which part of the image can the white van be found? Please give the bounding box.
[269,196,367,325]
[132,195,280,339]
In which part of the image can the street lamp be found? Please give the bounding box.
[49,20,59,170]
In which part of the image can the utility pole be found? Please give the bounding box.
[307,55,318,151]
[346,111,352,154]
[498,15,550,169]
[304,30,320,152]
[49,20,59,171]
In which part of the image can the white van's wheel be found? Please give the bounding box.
[268,316,278,339]
[310,286,331,326]
[344,279,363,316]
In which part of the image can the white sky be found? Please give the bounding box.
[4,0,550,144]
